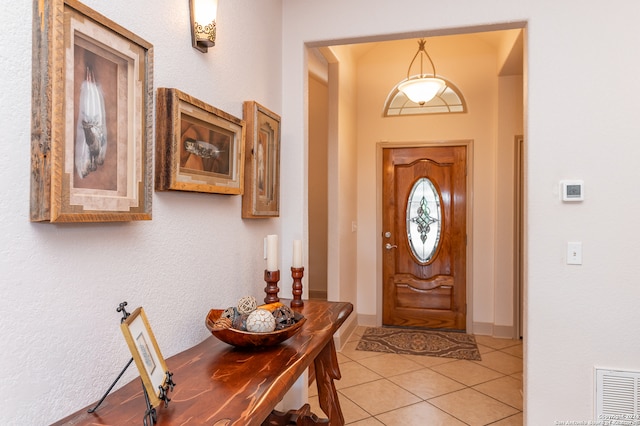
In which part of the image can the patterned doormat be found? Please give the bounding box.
[356,327,482,361]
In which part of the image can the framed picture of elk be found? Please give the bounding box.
[31,0,154,222]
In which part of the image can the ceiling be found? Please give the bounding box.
[335,28,524,77]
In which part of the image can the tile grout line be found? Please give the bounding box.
[337,356,522,425]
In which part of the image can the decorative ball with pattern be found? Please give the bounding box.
[212,317,232,330]
[273,305,295,330]
[237,296,257,315]
[246,309,276,333]
[232,313,248,331]
[222,306,238,321]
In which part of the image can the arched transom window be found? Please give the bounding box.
[383,77,466,117]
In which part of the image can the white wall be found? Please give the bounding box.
[308,74,329,298]
[325,46,359,306]
[2,1,284,424]
[282,0,640,423]
[496,75,524,332]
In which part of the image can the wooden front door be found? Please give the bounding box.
[382,145,467,331]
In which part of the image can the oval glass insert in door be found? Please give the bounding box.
[406,177,442,263]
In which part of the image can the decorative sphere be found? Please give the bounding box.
[232,313,248,331]
[212,317,232,330]
[273,305,295,330]
[237,296,257,315]
[222,306,238,321]
[246,309,276,333]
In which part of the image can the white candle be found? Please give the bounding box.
[266,234,278,271]
[293,240,302,268]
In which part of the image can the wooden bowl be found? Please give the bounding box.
[206,309,306,348]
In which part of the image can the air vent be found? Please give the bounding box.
[596,368,640,416]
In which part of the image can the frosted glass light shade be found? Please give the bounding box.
[190,0,218,52]
[398,77,446,105]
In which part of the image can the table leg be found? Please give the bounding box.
[314,339,344,426]
[264,404,328,425]
[264,339,344,426]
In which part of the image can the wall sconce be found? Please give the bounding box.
[190,0,218,53]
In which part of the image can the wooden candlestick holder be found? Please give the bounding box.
[264,270,280,304]
[290,267,304,308]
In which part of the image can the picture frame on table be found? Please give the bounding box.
[155,88,246,195]
[31,0,154,222]
[120,307,169,408]
[242,101,281,218]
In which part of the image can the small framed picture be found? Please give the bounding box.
[31,0,153,222]
[120,307,169,407]
[155,88,246,195]
[242,101,281,218]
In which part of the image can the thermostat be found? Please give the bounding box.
[561,180,584,202]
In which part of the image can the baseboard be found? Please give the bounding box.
[472,322,493,336]
[333,313,357,350]
[493,324,516,339]
[335,314,377,349]
[357,313,377,327]
[472,322,516,339]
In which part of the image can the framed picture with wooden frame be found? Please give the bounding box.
[242,101,281,218]
[30,0,153,222]
[155,88,246,195]
[120,307,169,408]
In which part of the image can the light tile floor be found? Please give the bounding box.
[308,326,523,426]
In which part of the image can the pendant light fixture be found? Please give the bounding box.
[398,39,446,105]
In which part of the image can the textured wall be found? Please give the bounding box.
[7,1,640,423]
[281,0,640,423]
[1,1,283,423]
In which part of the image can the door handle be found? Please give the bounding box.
[385,243,398,250]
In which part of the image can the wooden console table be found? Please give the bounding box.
[53,300,353,426]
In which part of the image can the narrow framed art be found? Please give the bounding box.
[242,101,281,218]
[155,88,246,195]
[120,307,169,408]
[31,0,154,222]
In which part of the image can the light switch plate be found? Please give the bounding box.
[567,241,582,265]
